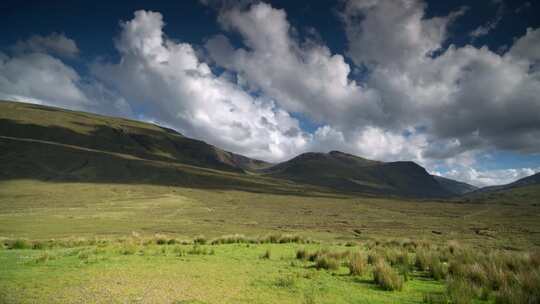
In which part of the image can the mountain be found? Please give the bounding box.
[261,151,452,197]
[505,172,540,188]
[473,172,540,194]
[1,100,463,198]
[461,172,540,204]
[432,175,477,195]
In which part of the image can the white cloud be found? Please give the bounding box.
[206,3,381,126]
[343,0,540,156]
[0,52,89,108]
[343,0,466,69]
[92,10,308,162]
[13,33,79,58]
[0,42,130,116]
[509,28,540,63]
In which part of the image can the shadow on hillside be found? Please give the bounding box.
[0,119,345,199]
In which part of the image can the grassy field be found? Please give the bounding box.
[1,233,538,304]
[0,241,445,304]
[1,180,539,303]
[1,180,539,248]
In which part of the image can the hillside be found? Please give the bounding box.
[461,172,540,204]
[1,100,470,198]
[433,175,477,195]
[262,151,452,197]
[0,100,269,173]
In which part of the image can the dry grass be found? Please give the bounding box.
[348,252,367,276]
[373,260,403,291]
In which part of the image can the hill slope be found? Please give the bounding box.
[433,175,477,195]
[462,172,540,204]
[0,100,269,173]
[262,151,452,197]
[1,100,466,198]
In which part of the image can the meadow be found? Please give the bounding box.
[1,233,538,303]
[1,179,540,303]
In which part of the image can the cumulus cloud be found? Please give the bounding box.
[310,125,428,164]
[342,0,540,157]
[343,0,467,69]
[92,10,308,161]
[206,3,381,128]
[0,36,130,116]
[13,33,79,58]
[0,52,88,108]
[509,27,540,63]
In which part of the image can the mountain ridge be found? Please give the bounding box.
[0,100,485,198]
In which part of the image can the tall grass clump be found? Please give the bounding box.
[446,277,475,304]
[173,246,185,257]
[348,252,367,276]
[315,256,340,271]
[259,233,311,244]
[429,258,448,281]
[6,239,30,249]
[415,249,433,271]
[193,235,207,245]
[118,243,138,255]
[210,234,248,245]
[495,270,540,304]
[373,260,403,291]
[296,248,308,260]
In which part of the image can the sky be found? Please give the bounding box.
[1,0,539,187]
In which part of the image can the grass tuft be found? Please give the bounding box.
[373,260,403,291]
[348,252,367,276]
[315,256,340,271]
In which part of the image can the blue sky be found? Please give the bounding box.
[1,0,539,186]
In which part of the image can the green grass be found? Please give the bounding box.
[0,242,446,304]
[1,179,539,250]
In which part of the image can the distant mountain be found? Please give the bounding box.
[505,172,540,188]
[262,151,452,198]
[462,172,540,204]
[432,175,477,195]
[473,172,540,194]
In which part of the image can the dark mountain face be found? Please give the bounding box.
[262,151,452,198]
[433,175,478,195]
